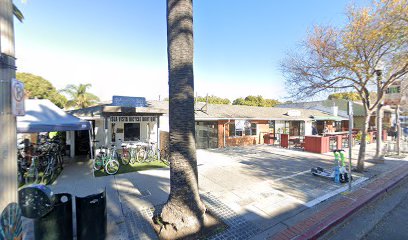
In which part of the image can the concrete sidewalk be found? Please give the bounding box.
[267,158,408,240]
[21,143,408,240]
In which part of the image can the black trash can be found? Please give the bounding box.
[76,189,107,240]
[34,193,73,240]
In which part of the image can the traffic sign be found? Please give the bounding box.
[11,79,25,116]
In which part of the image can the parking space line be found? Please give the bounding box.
[304,177,368,208]
[272,170,311,182]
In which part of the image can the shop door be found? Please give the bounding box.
[195,121,218,149]
[75,130,90,156]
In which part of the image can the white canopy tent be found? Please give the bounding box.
[17,99,92,158]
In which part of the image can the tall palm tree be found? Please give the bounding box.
[61,83,99,109]
[157,0,206,237]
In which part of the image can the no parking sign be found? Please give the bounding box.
[11,78,25,116]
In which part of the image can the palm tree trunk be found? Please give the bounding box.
[159,0,206,236]
[357,113,371,171]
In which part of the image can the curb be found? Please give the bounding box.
[270,163,408,240]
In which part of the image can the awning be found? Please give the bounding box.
[313,115,346,121]
[17,99,91,133]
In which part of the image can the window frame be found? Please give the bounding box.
[123,122,141,141]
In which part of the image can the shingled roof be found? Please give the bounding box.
[148,101,344,121]
[70,100,345,121]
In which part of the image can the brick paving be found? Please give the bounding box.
[121,193,262,240]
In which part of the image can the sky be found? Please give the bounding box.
[13,0,370,102]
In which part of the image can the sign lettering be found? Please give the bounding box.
[110,116,157,123]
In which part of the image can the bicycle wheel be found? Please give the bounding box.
[42,170,54,185]
[105,160,119,175]
[145,150,155,162]
[136,148,146,162]
[94,155,104,170]
[121,151,130,165]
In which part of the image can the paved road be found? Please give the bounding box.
[363,178,408,240]
[320,176,408,240]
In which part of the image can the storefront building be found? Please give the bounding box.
[70,96,166,149]
[72,98,344,151]
[190,103,341,149]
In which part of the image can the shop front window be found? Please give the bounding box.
[245,123,257,136]
[124,123,140,141]
[229,123,243,137]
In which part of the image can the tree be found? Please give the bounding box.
[17,72,67,108]
[281,0,408,171]
[196,95,230,104]
[232,95,280,107]
[156,0,206,238]
[61,83,99,109]
[13,3,24,22]
[328,92,362,101]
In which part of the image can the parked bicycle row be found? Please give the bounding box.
[17,136,65,186]
[93,139,169,175]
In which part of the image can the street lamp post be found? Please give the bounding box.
[0,0,18,213]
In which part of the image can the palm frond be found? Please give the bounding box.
[13,4,24,22]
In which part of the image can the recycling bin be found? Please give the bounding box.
[34,193,73,240]
[75,189,107,240]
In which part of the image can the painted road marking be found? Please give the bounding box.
[272,170,311,182]
[304,177,368,208]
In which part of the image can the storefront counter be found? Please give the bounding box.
[304,135,330,153]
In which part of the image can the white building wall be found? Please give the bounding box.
[94,119,105,146]
[305,121,313,136]
[159,115,169,132]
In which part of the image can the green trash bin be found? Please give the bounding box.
[34,193,73,240]
[76,189,107,240]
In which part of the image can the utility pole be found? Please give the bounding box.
[0,0,18,212]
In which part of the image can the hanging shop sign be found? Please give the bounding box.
[11,78,25,116]
[384,81,401,106]
[110,116,156,123]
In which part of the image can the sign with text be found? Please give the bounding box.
[110,116,156,122]
[11,79,25,116]
[384,81,401,106]
[112,96,146,107]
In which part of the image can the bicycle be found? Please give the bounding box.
[41,154,57,185]
[25,155,40,184]
[121,142,144,164]
[94,145,120,175]
[143,141,158,162]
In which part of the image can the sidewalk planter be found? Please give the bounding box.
[304,136,330,153]
[75,189,107,240]
[281,134,289,148]
[34,193,73,240]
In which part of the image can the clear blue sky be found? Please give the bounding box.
[13,0,369,102]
